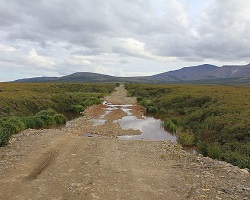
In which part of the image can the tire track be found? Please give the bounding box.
[25,149,59,181]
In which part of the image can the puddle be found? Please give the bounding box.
[65,119,74,128]
[121,108,133,116]
[89,104,134,125]
[90,119,106,126]
[117,116,176,142]
[91,102,177,142]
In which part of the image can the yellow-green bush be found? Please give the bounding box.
[163,119,177,133]
[126,83,250,169]
[0,82,116,146]
[0,109,68,146]
[178,131,195,146]
[0,82,115,117]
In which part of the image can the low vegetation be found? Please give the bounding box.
[0,109,66,146]
[0,82,116,146]
[126,83,250,169]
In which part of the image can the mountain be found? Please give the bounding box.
[15,73,119,83]
[14,63,250,84]
[200,63,250,79]
[149,64,219,82]
[14,72,149,83]
[14,77,59,82]
[58,72,117,82]
[150,63,250,82]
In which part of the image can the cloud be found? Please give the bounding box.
[0,0,250,81]
[0,44,16,54]
[94,66,124,77]
[27,48,55,68]
[194,0,250,60]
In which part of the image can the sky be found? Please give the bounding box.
[0,0,250,82]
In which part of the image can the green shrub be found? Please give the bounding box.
[207,145,222,159]
[33,116,46,128]
[176,108,187,115]
[92,98,102,104]
[0,117,26,134]
[221,152,250,169]
[86,100,94,107]
[18,111,67,129]
[159,108,167,114]
[20,116,37,129]
[178,131,195,146]
[171,118,181,126]
[191,96,212,107]
[81,98,102,107]
[140,99,153,108]
[53,114,67,124]
[0,128,12,147]
[35,109,57,125]
[36,108,57,117]
[197,141,208,156]
[0,108,68,147]
[147,106,158,114]
[69,105,84,113]
[0,117,26,146]
[48,116,57,125]
[137,96,143,101]
[2,106,11,114]
[163,119,177,133]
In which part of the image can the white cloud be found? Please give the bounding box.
[65,57,91,66]
[27,48,55,68]
[94,66,124,77]
[0,44,16,54]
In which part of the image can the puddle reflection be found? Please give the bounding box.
[117,116,176,142]
[90,102,177,142]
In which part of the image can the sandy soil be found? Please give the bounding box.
[0,85,249,200]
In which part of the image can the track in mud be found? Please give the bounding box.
[25,149,59,181]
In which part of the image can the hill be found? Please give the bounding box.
[149,64,219,82]
[14,63,250,84]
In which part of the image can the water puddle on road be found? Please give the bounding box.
[117,116,176,142]
[91,102,177,142]
[90,119,107,126]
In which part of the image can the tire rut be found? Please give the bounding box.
[24,149,59,181]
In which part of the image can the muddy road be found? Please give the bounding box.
[0,85,249,200]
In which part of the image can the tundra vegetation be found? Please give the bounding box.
[0,82,116,146]
[126,83,250,169]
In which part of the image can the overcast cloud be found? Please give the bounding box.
[0,0,250,81]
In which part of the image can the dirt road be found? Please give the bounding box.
[0,85,249,200]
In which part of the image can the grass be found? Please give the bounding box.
[0,82,115,117]
[0,109,67,146]
[126,83,250,169]
[0,82,116,146]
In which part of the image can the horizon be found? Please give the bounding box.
[7,62,250,82]
[10,63,220,80]
[1,0,250,81]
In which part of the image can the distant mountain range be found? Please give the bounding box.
[14,63,250,84]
